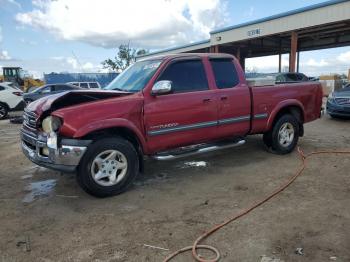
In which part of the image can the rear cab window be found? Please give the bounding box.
[210,58,239,89]
[157,59,208,93]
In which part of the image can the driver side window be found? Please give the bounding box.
[157,60,208,93]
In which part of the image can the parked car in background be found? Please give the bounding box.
[67,82,101,89]
[0,82,24,119]
[327,86,350,118]
[275,72,309,83]
[23,84,80,104]
[308,76,320,81]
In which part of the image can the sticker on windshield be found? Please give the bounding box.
[143,62,161,70]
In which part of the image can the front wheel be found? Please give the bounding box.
[77,137,139,197]
[263,114,299,154]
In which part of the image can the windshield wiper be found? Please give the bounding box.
[112,88,126,91]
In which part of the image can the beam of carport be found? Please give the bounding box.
[289,32,298,73]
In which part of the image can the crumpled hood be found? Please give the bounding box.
[26,89,131,116]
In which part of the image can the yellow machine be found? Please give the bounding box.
[1,67,44,92]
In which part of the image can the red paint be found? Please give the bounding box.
[31,53,322,155]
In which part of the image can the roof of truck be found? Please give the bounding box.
[139,53,235,61]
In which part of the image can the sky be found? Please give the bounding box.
[0,0,349,78]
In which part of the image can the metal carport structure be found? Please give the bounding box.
[138,0,350,73]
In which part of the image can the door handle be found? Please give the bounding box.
[220,96,228,101]
[203,98,211,103]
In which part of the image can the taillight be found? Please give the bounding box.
[12,91,23,96]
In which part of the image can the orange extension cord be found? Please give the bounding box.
[163,148,350,262]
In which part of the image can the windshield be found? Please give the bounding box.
[104,59,162,92]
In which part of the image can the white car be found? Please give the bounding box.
[0,82,24,119]
[67,81,101,89]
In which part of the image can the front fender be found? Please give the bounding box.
[266,99,305,130]
[73,118,148,153]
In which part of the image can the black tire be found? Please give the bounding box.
[77,137,139,197]
[0,103,9,120]
[263,114,299,155]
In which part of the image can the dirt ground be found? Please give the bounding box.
[0,113,349,262]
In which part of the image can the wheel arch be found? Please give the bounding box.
[0,101,10,110]
[267,100,305,136]
[75,121,148,173]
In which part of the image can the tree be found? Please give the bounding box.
[102,44,148,72]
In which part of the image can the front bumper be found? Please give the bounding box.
[21,129,92,173]
[326,101,350,117]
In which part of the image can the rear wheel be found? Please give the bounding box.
[77,137,139,197]
[0,103,8,120]
[263,114,299,154]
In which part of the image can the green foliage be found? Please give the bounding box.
[102,44,148,72]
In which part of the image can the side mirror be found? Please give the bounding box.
[151,80,172,96]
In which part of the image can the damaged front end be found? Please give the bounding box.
[21,90,129,172]
[21,108,91,172]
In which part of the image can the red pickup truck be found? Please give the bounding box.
[21,53,323,197]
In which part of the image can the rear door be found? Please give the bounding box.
[209,58,251,138]
[144,58,218,152]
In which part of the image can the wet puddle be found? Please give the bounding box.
[181,161,208,168]
[23,179,57,203]
[21,174,33,180]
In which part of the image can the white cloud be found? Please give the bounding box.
[20,38,37,46]
[49,56,103,73]
[244,6,255,18]
[0,50,11,60]
[304,58,329,67]
[337,51,350,63]
[246,49,350,76]
[15,0,227,49]
[246,55,289,73]
[0,0,21,9]
[0,26,12,61]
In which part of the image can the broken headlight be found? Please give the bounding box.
[42,116,62,134]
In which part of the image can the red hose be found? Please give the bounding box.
[164,148,350,262]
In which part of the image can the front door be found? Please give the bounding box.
[144,58,218,153]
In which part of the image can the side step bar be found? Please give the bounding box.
[152,139,246,161]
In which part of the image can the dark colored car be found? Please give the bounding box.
[275,72,309,83]
[23,84,80,103]
[326,87,350,118]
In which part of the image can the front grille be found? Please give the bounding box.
[335,97,350,106]
[23,109,38,130]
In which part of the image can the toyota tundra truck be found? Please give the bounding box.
[21,53,323,197]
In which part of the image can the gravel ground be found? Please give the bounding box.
[0,113,349,262]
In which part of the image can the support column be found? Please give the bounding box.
[210,45,219,53]
[236,47,241,61]
[296,52,300,73]
[235,47,245,71]
[289,31,298,72]
[278,53,282,73]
